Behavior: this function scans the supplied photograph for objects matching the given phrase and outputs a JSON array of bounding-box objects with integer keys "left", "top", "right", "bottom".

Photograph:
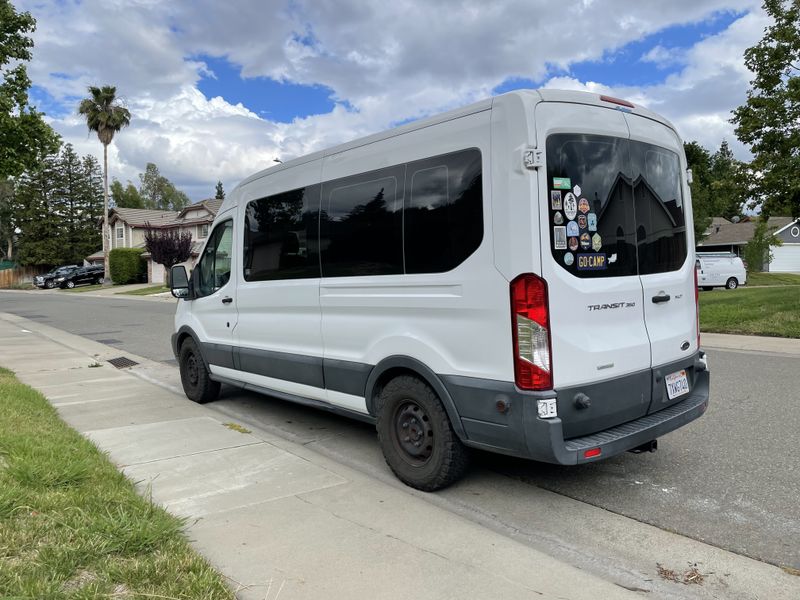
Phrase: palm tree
[{"left": 78, "top": 86, "right": 131, "bottom": 284}]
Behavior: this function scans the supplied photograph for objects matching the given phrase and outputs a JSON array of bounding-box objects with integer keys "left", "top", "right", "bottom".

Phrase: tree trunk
[{"left": 102, "top": 143, "right": 111, "bottom": 285}]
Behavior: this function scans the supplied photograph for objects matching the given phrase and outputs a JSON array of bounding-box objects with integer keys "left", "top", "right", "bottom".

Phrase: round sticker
[
  {"left": 553, "top": 211, "right": 564, "bottom": 225},
  {"left": 578, "top": 215, "right": 587, "bottom": 230},
  {"left": 578, "top": 197, "right": 590, "bottom": 215},
  {"left": 568, "top": 236, "right": 579, "bottom": 251},
  {"left": 564, "top": 252, "right": 574, "bottom": 266},
  {"left": 580, "top": 232, "right": 591, "bottom": 249},
  {"left": 564, "top": 193, "right": 578, "bottom": 220}
]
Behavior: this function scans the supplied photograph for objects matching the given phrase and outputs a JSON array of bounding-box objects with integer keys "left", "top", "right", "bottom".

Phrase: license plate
[{"left": 665, "top": 370, "right": 690, "bottom": 400}]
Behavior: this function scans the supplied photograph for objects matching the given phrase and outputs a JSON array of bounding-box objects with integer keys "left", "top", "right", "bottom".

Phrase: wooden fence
[{"left": 0, "top": 266, "right": 45, "bottom": 288}]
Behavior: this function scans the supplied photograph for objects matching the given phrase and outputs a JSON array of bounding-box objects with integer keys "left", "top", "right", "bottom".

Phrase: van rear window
[{"left": 546, "top": 134, "right": 687, "bottom": 278}]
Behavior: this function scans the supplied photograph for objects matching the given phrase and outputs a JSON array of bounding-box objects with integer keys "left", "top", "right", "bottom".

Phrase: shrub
[{"left": 109, "top": 248, "right": 145, "bottom": 284}]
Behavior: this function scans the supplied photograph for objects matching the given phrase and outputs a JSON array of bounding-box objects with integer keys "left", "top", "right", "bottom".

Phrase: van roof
[{"left": 226, "top": 89, "right": 678, "bottom": 207}]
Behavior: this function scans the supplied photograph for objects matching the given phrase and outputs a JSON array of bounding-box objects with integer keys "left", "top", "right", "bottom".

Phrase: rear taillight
[
  {"left": 511, "top": 274, "right": 552, "bottom": 390},
  {"left": 693, "top": 266, "right": 700, "bottom": 349}
]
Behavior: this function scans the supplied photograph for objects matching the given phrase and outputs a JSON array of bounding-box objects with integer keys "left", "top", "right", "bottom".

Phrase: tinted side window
[
  {"left": 195, "top": 220, "right": 233, "bottom": 298},
  {"left": 320, "top": 166, "right": 404, "bottom": 277},
  {"left": 630, "top": 143, "right": 687, "bottom": 274},
  {"left": 404, "top": 148, "right": 483, "bottom": 273},
  {"left": 243, "top": 184, "right": 321, "bottom": 281},
  {"left": 546, "top": 134, "right": 638, "bottom": 278}
]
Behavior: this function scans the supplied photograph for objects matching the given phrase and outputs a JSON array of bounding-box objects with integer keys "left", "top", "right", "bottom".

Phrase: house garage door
[{"left": 770, "top": 244, "right": 800, "bottom": 273}]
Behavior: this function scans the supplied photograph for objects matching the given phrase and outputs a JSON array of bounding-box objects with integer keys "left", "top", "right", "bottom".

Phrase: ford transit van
[
  {"left": 170, "top": 90, "right": 710, "bottom": 491},
  {"left": 696, "top": 252, "right": 747, "bottom": 290}
]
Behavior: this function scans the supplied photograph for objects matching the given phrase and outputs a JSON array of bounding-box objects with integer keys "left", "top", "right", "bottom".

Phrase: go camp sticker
[
  {"left": 566, "top": 221, "right": 579, "bottom": 237},
  {"left": 553, "top": 177, "right": 572, "bottom": 190},
  {"left": 564, "top": 193, "right": 578, "bottom": 220},
  {"left": 550, "top": 190, "right": 563, "bottom": 210},
  {"left": 577, "top": 253, "right": 608, "bottom": 271},
  {"left": 553, "top": 226, "right": 567, "bottom": 250}
]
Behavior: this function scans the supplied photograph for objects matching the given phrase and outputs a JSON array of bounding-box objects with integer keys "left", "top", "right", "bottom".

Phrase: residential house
[
  {"left": 696, "top": 216, "right": 799, "bottom": 272},
  {"left": 87, "top": 199, "right": 222, "bottom": 283}
]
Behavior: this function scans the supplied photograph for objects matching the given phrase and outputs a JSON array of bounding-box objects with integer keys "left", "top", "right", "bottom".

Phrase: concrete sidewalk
[
  {"left": 701, "top": 332, "right": 800, "bottom": 355},
  {"left": 0, "top": 283, "right": 175, "bottom": 302},
  {"left": 0, "top": 313, "right": 637, "bottom": 600}
]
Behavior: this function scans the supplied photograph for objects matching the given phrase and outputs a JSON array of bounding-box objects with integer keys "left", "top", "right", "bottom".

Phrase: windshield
[{"left": 546, "top": 134, "right": 687, "bottom": 278}]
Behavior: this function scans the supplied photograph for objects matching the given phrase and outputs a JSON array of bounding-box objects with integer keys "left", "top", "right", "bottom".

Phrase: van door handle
[
  {"left": 652, "top": 292, "right": 671, "bottom": 304},
  {"left": 221, "top": 296, "right": 233, "bottom": 305}
]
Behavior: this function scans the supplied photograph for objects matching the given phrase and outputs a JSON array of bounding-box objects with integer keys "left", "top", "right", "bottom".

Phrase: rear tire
[
  {"left": 726, "top": 278, "right": 738, "bottom": 290},
  {"left": 178, "top": 337, "right": 220, "bottom": 404},
  {"left": 65, "top": 280, "right": 75, "bottom": 289},
  {"left": 375, "top": 375, "right": 470, "bottom": 491}
]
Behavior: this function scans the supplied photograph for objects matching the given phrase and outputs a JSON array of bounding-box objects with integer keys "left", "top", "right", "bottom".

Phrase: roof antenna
[{"left": 273, "top": 158, "right": 282, "bottom": 164}]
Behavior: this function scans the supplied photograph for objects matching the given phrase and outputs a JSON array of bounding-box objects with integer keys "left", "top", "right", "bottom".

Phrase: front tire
[
  {"left": 178, "top": 337, "right": 220, "bottom": 404},
  {"left": 45, "top": 279, "right": 55, "bottom": 289},
  {"left": 375, "top": 375, "right": 469, "bottom": 491},
  {"left": 726, "top": 278, "right": 739, "bottom": 290}
]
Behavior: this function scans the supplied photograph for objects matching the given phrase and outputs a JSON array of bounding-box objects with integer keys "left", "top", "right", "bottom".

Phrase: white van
[
  {"left": 170, "top": 90, "right": 710, "bottom": 491},
  {"left": 696, "top": 252, "right": 747, "bottom": 290}
]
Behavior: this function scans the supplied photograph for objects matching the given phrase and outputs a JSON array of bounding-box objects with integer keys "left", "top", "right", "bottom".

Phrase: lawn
[
  {"left": 745, "top": 272, "right": 800, "bottom": 287},
  {"left": 0, "top": 367, "right": 233, "bottom": 599},
  {"left": 116, "top": 285, "right": 170, "bottom": 296},
  {"left": 61, "top": 284, "right": 105, "bottom": 293},
  {"left": 700, "top": 286, "right": 800, "bottom": 338}
]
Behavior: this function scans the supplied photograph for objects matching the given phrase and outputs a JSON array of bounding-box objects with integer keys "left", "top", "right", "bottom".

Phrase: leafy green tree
[
  {"left": 215, "top": 180, "right": 225, "bottom": 200},
  {"left": 0, "top": 0, "right": 60, "bottom": 180},
  {"left": 743, "top": 216, "right": 782, "bottom": 271},
  {"left": 732, "top": 0, "right": 800, "bottom": 218},
  {"left": 684, "top": 141, "right": 714, "bottom": 241},
  {"left": 709, "top": 141, "right": 747, "bottom": 220},
  {"left": 138, "top": 162, "right": 189, "bottom": 211},
  {"left": 78, "top": 85, "right": 131, "bottom": 283},
  {"left": 110, "top": 178, "right": 144, "bottom": 208},
  {"left": 0, "top": 178, "right": 14, "bottom": 260}
]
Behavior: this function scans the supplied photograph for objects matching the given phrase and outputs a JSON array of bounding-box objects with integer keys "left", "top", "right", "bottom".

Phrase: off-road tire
[
  {"left": 178, "top": 337, "right": 220, "bottom": 404},
  {"left": 726, "top": 278, "right": 738, "bottom": 290},
  {"left": 375, "top": 375, "right": 470, "bottom": 491}
]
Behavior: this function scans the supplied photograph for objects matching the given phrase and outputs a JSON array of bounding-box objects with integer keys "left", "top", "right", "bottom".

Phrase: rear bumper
[{"left": 441, "top": 356, "right": 709, "bottom": 464}]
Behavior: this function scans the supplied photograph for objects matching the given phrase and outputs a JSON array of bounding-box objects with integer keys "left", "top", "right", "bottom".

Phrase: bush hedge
[{"left": 109, "top": 248, "right": 146, "bottom": 284}]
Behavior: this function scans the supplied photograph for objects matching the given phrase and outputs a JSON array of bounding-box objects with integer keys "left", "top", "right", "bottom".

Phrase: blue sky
[{"left": 18, "top": 0, "right": 765, "bottom": 200}]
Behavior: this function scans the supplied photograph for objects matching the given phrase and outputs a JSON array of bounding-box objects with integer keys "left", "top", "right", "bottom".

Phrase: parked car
[
  {"left": 33, "top": 265, "right": 79, "bottom": 289},
  {"left": 695, "top": 253, "right": 747, "bottom": 290},
  {"left": 58, "top": 265, "right": 105, "bottom": 288},
  {"left": 169, "top": 89, "right": 709, "bottom": 491}
]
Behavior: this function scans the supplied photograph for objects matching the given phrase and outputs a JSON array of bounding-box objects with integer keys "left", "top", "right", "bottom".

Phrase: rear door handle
[
  {"left": 222, "top": 296, "right": 233, "bottom": 304},
  {"left": 652, "top": 292, "right": 671, "bottom": 304}
]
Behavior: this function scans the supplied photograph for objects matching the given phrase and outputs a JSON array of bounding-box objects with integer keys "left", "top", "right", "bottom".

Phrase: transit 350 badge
[{"left": 564, "top": 193, "right": 578, "bottom": 220}]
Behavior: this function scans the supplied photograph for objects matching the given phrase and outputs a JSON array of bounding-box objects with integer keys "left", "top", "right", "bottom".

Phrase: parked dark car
[
  {"left": 58, "top": 265, "right": 105, "bottom": 288},
  {"left": 33, "top": 265, "right": 79, "bottom": 289}
]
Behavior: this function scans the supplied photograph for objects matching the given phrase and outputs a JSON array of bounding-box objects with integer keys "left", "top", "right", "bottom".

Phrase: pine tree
[
  {"left": 15, "top": 152, "right": 63, "bottom": 266},
  {"left": 215, "top": 180, "right": 225, "bottom": 200}
]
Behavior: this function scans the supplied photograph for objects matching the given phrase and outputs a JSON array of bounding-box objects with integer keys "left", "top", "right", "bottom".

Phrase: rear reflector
[
  {"left": 510, "top": 274, "right": 552, "bottom": 390},
  {"left": 600, "top": 95, "right": 635, "bottom": 108},
  {"left": 583, "top": 448, "right": 602, "bottom": 459}
]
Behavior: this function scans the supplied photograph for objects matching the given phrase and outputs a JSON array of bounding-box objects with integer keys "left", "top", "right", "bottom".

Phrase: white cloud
[{"left": 16, "top": 0, "right": 765, "bottom": 199}]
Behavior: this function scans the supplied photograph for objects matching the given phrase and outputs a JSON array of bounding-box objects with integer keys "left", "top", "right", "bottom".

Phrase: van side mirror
[{"left": 171, "top": 265, "right": 191, "bottom": 299}]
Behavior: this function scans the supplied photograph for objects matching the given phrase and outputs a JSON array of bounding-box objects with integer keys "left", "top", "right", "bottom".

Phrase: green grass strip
[
  {"left": 0, "top": 368, "right": 233, "bottom": 599},
  {"left": 700, "top": 286, "right": 800, "bottom": 338},
  {"left": 745, "top": 272, "right": 800, "bottom": 287},
  {"left": 115, "top": 285, "right": 170, "bottom": 296}
]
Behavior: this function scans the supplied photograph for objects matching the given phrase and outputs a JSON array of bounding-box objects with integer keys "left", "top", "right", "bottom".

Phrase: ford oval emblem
[{"left": 680, "top": 341, "right": 690, "bottom": 351}]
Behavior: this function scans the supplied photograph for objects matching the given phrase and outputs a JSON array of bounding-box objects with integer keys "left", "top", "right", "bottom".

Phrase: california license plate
[{"left": 665, "top": 370, "right": 690, "bottom": 400}]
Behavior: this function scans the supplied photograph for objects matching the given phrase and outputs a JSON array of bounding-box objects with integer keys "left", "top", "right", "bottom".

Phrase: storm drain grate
[{"left": 108, "top": 356, "right": 139, "bottom": 369}]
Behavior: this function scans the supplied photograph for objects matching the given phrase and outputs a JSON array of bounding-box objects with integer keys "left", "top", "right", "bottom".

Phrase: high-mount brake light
[
  {"left": 510, "top": 274, "right": 552, "bottom": 391},
  {"left": 599, "top": 95, "right": 635, "bottom": 109}
]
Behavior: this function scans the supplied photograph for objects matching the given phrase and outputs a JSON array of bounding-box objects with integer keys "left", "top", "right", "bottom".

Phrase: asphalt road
[{"left": 1, "top": 290, "right": 798, "bottom": 570}]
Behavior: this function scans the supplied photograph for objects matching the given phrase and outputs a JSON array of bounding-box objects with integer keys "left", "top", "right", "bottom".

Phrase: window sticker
[
  {"left": 573, "top": 184, "right": 582, "bottom": 196},
  {"left": 553, "top": 211, "right": 564, "bottom": 225},
  {"left": 588, "top": 213, "right": 597, "bottom": 231},
  {"left": 564, "top": 193, "right": 578, "bottom": 219},
  {"left": 564, "top": 252, "right": 574, "bottom": 266},
  {"left": 577, "top": 214, "right": 587, "bottom": 230},
  {"left": 592, "top": 233, "right": 602, "bottom": 251},
  {"left": 578, "top": 197, "right": 590, "bottom": 215},
  {"left": 580, "top": 232, "right": 591, "bottom": 250},
  {"left": 577, "top": 253, "right": 607, "bottom": 270},
  {"left": 553, "top": 226, "right": 567, "bottom": 249},
  {"left": 553, "top": 177, "right": 572, "bottom": 189},
  {"left": 550, "top": 190, "right": 563, "bottom": 210},
  {"left": 568, "top": 237, "right": 579, "bottom": 251},
  {"left": 566, "top": 221, "right": 579, "bottom": 237}
]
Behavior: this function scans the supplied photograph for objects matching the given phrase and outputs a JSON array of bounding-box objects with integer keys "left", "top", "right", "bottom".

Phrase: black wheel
[
  {"left": 65, "top": 280, "right": 75, "bottom": 289},
  {"left": 375, "top": 375, "right": 469, "bottom": 491},
  {"left": 726, "top": 278, "right": 738, "bottom": 290},
  {"left": 44, "top": 279, "right": 55, "bottom": 289},
  {"left": 94, "top": 278, "right": 102, "bottom": 285},
  {"left": 178, "top": 337, "right": 220, "bottom": 403},
  {"left": 702, "top": 286, "right": 713, "bottom": 291}
]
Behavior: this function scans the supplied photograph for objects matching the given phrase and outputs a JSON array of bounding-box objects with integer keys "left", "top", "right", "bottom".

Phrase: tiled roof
[
  {"left": 109, "top": 198, "right": 223, "bottom": 229},
  {"left": 698, "top": 216, "right": 794, "bottom": 246}
]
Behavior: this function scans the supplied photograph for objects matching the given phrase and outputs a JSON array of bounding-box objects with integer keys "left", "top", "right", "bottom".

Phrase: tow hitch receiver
[{"left": 629, "top": 440, "right": 658, "bottom": 454}]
